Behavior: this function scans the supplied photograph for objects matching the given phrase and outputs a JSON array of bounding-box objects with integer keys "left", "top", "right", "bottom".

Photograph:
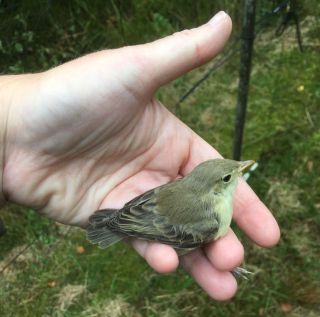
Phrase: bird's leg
[{"left": 231, "top": 267, "right": 253, "bottom": 280}]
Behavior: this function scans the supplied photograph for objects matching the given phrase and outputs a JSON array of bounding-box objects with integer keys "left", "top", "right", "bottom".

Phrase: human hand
[{"left": 1, "top": 11, "right": 280, "bottom": 300}]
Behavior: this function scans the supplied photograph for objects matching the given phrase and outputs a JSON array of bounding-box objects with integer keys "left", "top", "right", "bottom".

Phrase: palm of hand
[{"left": 5, "top": 51, "right": 192, "bottom": 226}]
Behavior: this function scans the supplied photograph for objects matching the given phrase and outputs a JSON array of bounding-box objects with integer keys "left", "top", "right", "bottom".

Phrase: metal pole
[
  {"left": 0, "top": 218, "right": 6, "bottom": 237},
  {"left": 233, "top": 0, "right": 256, "bottom": 160}
]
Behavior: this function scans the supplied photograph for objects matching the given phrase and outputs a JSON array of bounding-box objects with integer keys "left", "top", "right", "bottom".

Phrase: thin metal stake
[{"left": 233, "top": 0, "right": 256, "bottom": 160}]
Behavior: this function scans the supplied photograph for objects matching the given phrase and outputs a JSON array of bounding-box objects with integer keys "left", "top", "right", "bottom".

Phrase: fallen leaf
[
  {"left": 76, "top": 246, "right": 85, "bottom": 254},
  {"left": 48, "top": 280, "right": 57, "bottom": 288},
  {"left": 280, "top": 303, "right": 293, "bottom": 313}
]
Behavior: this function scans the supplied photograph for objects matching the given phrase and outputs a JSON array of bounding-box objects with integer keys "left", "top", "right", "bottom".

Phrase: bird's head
[{"left": 187, "top": 159, "right": 255, "bottom": 195}]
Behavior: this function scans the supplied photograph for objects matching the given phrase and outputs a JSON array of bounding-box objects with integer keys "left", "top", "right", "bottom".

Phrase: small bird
[{"left": 87, "top": 159, "right": 254, "bottom": 258}]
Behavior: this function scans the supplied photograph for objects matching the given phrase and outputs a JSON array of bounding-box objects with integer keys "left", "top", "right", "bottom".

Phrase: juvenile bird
[{"left": 87, "top": 159, "right": 254, "bottom": 258}]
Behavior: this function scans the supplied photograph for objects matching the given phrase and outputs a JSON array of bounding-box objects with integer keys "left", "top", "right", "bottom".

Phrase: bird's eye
[{"left": 222, "top": 174, "right": 232, "bottom": 183}]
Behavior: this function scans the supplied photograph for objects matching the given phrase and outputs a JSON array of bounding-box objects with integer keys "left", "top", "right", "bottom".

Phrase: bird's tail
[{"left": 87, "top": 209, "right": 125, "bottom": 249}]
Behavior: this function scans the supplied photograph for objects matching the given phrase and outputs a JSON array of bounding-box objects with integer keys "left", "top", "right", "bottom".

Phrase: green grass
[{"left": 1, "top": 1, "right": 320, "bottom": 316}]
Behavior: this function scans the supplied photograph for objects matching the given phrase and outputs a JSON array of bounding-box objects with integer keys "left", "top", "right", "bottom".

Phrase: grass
[{"left": 1, "top": 1, "right": 320, "bottom": 316}]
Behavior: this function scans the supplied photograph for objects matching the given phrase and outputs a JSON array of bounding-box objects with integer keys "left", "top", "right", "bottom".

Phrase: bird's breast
[
  {"left": 200, "top": 191, "right": 233, "bottom": 239},
  {"left": 214, "top": 194, "right": 233, "bottom": 239}
]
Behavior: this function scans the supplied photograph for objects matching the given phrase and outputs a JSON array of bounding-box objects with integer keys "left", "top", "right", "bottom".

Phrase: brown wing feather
[
  {"left": 91, "top": 179, "right": 219, "bottom": 250},
  {"left": 105, "top": 200, "right": 219, "bottom": 250},
  {"left": 123, "top": 179, "right": 182, "bottom": 208}
]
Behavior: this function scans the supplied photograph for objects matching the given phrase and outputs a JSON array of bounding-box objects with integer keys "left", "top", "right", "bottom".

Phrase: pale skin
[{"left": 0, "top": 12, "right": 280, "bottom": 300}]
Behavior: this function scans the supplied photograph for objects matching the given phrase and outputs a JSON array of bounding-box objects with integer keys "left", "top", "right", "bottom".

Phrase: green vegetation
[{"left": 0, "top": 1, "right": 319, "bottom": 316}]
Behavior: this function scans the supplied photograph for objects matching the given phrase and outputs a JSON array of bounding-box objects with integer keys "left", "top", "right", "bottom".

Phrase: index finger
[{"left": 233, "top": 179, "right": 280, "bottom": 247}]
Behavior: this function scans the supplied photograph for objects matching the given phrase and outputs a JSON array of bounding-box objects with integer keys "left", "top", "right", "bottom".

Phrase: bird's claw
[{"left": 231, "top": 267, "right": 253, "bottom": 280}]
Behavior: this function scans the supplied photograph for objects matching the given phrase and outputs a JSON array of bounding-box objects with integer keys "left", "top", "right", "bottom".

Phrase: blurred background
[{"left": 0, "top": 1, "right": 319, "bottom": 316}]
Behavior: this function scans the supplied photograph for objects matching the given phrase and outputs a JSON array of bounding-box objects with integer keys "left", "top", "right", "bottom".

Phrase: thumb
[{"left": 139, "top": 11, "right": 232, "bottom": 89}]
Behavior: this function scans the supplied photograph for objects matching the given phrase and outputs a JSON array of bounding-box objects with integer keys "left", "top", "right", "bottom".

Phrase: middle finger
[{"left": 204, "top": 229, "right": 244, "bottom": 271}]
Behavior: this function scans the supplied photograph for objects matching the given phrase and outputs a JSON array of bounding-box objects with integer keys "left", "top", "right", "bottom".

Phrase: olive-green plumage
[{"left": 87, "top": 159, "right": 254, "bottom": 254}]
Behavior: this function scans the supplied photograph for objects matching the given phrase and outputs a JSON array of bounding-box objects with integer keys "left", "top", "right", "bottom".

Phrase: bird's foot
[{"left": 231, "top": 267, "right": 253, "bottom": 280}]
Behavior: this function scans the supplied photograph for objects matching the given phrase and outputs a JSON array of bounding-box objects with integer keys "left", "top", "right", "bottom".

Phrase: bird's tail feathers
[
  {"left": 87, "top": 226, "right": 125, "bottom": 249},
  {"left": 87, "top": 209, "right": 125, "bottom": 249}
]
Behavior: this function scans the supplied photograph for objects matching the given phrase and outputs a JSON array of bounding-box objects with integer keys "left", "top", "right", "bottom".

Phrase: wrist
[
  {"left": 0, "top": 73, "right": 44, "bottom": 207},
  {"left": 0, "top": 75, "right": 38, "bottom": 206},
  {"left": 0, "top": 76, "right": 16, "bottom": 206}
]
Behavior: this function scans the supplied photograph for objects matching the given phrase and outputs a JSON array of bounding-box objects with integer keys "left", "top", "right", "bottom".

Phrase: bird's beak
[{"left": 238, "top": 160, "right": 255, "bottom": 173}]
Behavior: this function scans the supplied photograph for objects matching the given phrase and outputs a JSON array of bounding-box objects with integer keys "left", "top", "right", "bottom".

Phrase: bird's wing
[
  {"left": 123, "top": 178, "right": 183, "bottom": 208},
  {"left": 106, "top": 200, "right": 219, "bottom": 250},
  {"left": 123, "top": 187, "right": 157, "bottom": 207}
]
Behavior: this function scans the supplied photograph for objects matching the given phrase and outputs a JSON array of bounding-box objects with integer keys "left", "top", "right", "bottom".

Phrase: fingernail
[{"left": 208, "top": 11, "right": 227, "bottom": 26}]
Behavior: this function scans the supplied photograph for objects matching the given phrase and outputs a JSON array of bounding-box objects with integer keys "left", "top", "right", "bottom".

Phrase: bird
[{"left": 87, "top": 159, "right": 254, "bottom": 262}]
